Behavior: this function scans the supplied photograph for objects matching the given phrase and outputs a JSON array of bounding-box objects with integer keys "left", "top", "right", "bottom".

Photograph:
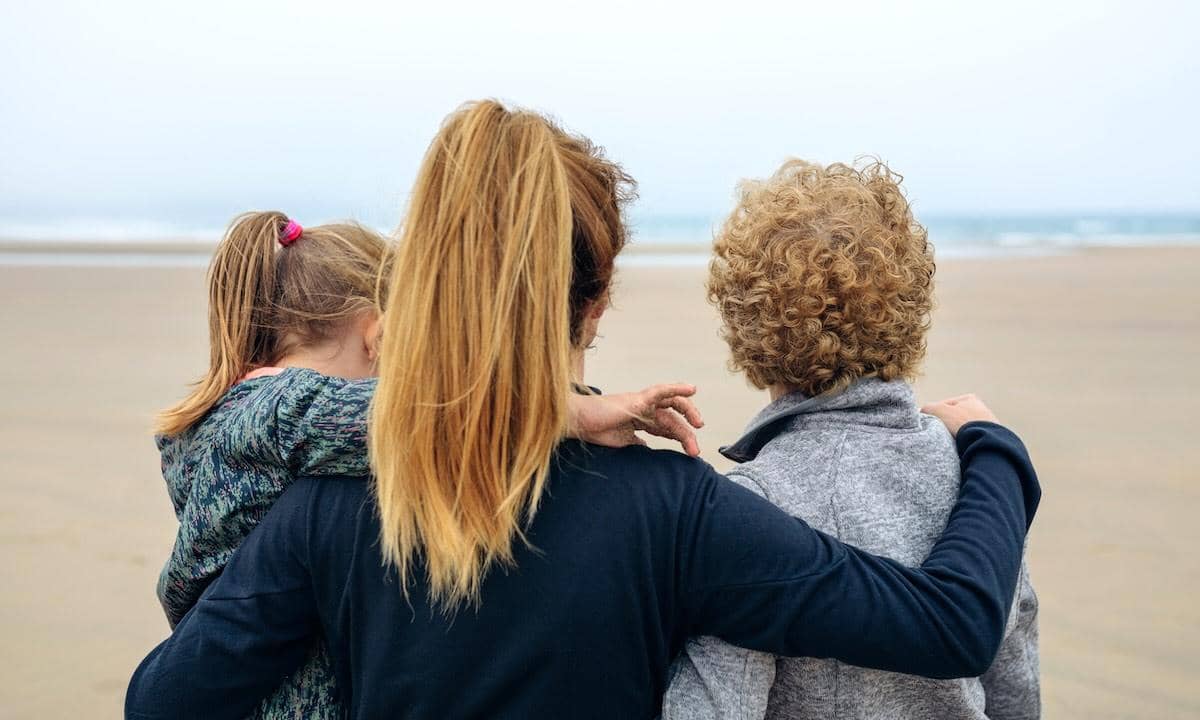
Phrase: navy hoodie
[{"left": 126, "top": 422, "right": 1039, "bottom": 720}]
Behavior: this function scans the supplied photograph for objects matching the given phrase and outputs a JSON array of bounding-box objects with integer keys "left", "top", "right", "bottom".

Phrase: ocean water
[
  {"left": 625, "top": 213, "right": 1200, "bottom": 267},
  {"left": 1, "top": 213, "right": 1198, "bottom": 267},
  {"left": 629, "top": 213, "right": 1200, "bottom": 255}
]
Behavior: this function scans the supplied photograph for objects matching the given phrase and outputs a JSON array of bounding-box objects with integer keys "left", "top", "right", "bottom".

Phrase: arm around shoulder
[
  {"left": 125, "top": 480, "right": 323, "bottom": 720},
  {"left": 677, "top": 421, "right": 1040, "bottom": 679}
]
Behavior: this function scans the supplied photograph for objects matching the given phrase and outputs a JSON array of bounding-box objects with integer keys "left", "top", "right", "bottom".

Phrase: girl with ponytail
[
  {"left": 155, "top": 212, "right": 390, "bottom": 720},
  {"left": 129, "top": 101, "right": 1041, "bottom": 720},
  {"left": 154, "top": 206, "right": 702, "bottom": 719}
]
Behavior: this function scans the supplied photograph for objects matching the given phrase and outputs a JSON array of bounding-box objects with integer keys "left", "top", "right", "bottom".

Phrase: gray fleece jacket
[{"left": 662, "top": 378, "right": 1040, "bottom": 720}]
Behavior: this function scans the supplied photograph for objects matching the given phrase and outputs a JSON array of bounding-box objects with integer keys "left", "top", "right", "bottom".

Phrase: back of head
[
  {"left": 157, "top": 213, "right": 388, "bottom": 436},
  {"left": 370, "top": 99, "right": 632, "bottom": 609},
  {"left": 707, "top": 158, "right": 935, "bottom": 398}
]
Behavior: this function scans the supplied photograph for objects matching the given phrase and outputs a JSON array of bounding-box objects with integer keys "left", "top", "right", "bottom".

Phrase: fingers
[
  {"left": 942, "top": 394, "right": 977, "bottom": 406},
  {"left": 641, "top": 408, "right": 701, "bottom": 457},
  {"left": 639, "top": 384, "right": 703, "bottom": 429},
  {"left": 661, "top": 408, "right": 701, "bottom": 457},
  {"left": 920, "top": 393, "right": 976, "bottom": 413},
  {"left": 659, "top": 395, "right": 704, "bottom": 429},
  {"left": 642, "top": 383, "right": 698, "bottom": 404},
  {"left": 920, "top": 402, "right": 955, "bottom": 419},
  {"left": 920, "top": 403, "right": 964, "bottom": 437},
  {"left": 584, "top": 383, "right": 703, "bottom": 456},
  {"left": 920, "top": 393, "right": 997, "bottom": 437}
]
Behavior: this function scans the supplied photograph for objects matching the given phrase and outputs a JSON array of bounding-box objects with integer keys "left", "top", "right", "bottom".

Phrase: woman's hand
[
  {"left": 921, "top": 394, "right": 999, "bottom": 437},
  {"left": 567, "top": 383, "right": 705, "bottom": 456}
]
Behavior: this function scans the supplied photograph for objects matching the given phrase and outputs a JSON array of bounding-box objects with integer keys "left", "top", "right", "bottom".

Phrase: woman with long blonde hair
[
  {"left": 127, "top": 101, "right": 1040, "bottom": 719},
  {"left": 148, "top": 209, "right": 703, "bottom": 720}
]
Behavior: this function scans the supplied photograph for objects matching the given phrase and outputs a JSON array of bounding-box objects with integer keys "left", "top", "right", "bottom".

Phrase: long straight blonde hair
[{"left": 370, "top": 100, "right": 632, "bottom": 609}]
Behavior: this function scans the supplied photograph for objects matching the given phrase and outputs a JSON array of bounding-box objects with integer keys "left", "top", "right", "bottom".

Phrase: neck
[
  {"left": 769, "top": 384, "right": 798, "bottom": 402},
  {"left": 571, "top": 348, "right": 586, "bottom": 385},
  {"left": 275, "top": 338, "right": 361, "bottom": 380}
]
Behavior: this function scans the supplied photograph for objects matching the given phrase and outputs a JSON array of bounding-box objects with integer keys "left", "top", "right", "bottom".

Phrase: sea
[{"left": 1, "top": 213, "right": 1198, "bottom": 268}]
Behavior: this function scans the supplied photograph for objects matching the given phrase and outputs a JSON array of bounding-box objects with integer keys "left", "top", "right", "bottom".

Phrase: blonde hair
[
  {"left": 708, "top": 158, "right": 934, "bottom": 397},
  {"left": 369, "top": 100, "right": 631, "bottom": 609},
  {"left": 157, "top": 212, "right": 389, "bottom": 436}
]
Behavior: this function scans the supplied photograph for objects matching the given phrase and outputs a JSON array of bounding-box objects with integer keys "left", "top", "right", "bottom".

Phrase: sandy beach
[{"left": 1, "top": 246, "right": 1197, "bottom": 718}]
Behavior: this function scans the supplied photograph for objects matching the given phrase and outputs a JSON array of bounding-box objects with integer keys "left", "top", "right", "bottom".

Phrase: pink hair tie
[{"left": 279, "top": 219, "right": 303, "bottom": 246}]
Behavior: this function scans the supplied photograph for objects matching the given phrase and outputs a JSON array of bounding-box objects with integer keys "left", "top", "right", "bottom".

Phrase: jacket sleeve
[
  {"left": 126, "top": 481, "right": 321, "bottom": 720},
  {"left": 663, "top": 636, "right": 775, "bottom": 720},
  {"left": 679, "top": 421, "right": 1040, "bottom": 680},
  {"left": 980, "top": 559, "right": 1041, "bottom": 719},
  {"left": 663, "top": 470, "right": 777, "bottom": 720},
  {"left": 274, "top": 376, "right": 375, "bottom": 477}
]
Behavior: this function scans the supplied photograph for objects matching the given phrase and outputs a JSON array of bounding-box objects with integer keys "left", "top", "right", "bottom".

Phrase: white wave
[
  {"left": 0, "top": 252, "right": 212, "bottom": 268},
  {"left": 0, "top": 219, "right": 222, "bottom": 243}
]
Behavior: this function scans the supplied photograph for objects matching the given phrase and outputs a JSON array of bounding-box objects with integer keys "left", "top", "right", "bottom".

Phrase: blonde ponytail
[
  {"left": 157, "top": 212, "right": 388, "bottom": 436},
  {"left": 370, "top": 101, "right": 578, "bottom": 609}
]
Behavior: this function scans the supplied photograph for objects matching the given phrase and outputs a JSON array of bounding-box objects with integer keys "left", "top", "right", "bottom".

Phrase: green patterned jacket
[{"left": 156, "top": 367, "right": 374, "bottom": 720}]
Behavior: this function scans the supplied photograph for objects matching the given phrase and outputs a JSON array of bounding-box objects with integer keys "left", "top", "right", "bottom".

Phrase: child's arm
[{"left": 980, "top": 560, "right": 1040, "bottom": 719}]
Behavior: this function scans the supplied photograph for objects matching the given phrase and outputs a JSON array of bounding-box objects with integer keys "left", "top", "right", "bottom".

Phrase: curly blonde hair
[{"left": 708, "top": 158, "right": 934, "bottom": 397}]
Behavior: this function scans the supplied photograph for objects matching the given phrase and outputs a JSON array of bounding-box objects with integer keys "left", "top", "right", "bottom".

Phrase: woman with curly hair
[{"left": 665, "top": 159, "right": 1040, "bottom": 720}]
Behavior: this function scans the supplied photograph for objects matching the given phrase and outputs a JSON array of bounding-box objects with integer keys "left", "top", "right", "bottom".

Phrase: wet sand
[{"left": 1, "top": 247, "right": 1196, "bottom": 718}]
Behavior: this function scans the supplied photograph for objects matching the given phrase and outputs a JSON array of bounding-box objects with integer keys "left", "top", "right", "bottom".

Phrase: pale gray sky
[{"left": 2, "top": 0, "right": 1198, "bottom": 231}]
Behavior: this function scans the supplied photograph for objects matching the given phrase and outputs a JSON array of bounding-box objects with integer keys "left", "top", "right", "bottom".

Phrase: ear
[
  {"left": 587, "top": 298, "right": 607, "bottom": 321},
  {"left": 362, "top": 311, "right": 383, "bottom": 362}
]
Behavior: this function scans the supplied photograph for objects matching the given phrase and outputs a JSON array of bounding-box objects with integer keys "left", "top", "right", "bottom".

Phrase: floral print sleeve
[{"left": 273, "top": 372, "right": 375, "bottom": 477}]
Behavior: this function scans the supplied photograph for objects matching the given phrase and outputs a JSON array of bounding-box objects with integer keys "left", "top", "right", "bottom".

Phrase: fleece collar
[{"left": 720, "top": 378, "right": 921, "bottom": 462}]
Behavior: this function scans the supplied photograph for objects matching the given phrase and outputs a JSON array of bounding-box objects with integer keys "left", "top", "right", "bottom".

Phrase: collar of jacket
[{"left": 720, "top": 377, "right": 922, "bottom": 463}]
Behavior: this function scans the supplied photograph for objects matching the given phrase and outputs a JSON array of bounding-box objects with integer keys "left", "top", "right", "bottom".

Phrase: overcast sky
[{"left": 2, "top": 0, "right": 1198, "bottom": 231}]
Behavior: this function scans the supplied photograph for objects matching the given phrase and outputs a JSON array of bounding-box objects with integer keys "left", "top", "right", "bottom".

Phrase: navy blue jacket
[{"left": 126, "top": 422, "right": 1039, "bottom": 719}]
